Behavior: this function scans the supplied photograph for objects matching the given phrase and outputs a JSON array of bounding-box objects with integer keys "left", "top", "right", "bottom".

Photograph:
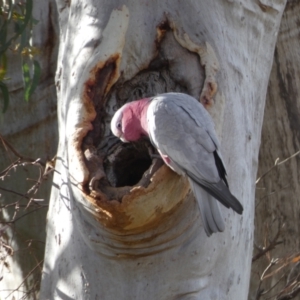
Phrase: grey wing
[
  {"left": 148, "top": 93, "right": 221, "bottom": 183},
  {"left": 148, "top": 93, "right": 243, "bottom": 215}
]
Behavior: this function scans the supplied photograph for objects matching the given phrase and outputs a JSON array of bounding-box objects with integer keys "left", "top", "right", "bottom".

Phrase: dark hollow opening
[
  {"left": 82, "top": 27, "right": 200, "bottom": 197},
  {"left": 103, "top": 140, "right": 153, "bottom": 187}
]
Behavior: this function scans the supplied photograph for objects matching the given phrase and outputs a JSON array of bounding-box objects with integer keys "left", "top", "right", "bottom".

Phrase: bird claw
[
  {"left": 147, "top": 144, "right": 162, "bottom": 160},
  {"left": 150, "top": 153, "right": 162, "bottom": 159}
]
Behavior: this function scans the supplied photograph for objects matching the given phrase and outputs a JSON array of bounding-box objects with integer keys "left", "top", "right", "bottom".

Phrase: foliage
[{"left": 0, "top": 0, "right": 40, "bottom": 113}]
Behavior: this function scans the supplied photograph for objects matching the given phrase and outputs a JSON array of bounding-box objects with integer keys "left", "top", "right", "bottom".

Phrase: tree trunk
[
  {"left": 250, "top": 1, "right": 300, "bottom": 299},
  {"left": 41, "top": 1, "right": 286, "bottom": 299}
]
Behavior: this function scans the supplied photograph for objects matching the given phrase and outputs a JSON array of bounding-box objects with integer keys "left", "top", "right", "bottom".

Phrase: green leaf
[
  {"left": 28, "top": 60, "right": 41, "bottom": 98},
  {"left": 13, "top": 12, "right": 25, "bottom": 21},
  {"left": 0, "top": 81, "right": 9, "bottom": 113},
  {"left": 0, "top": 0, "right": 38, "bottom": 108},
  {"left": 15, "top": 0, "right": 32, "bottom": 35},
  {"left": 0, "top": 53, "right": 7, "bottom": 80},
  {"left": 0, "top": 0, "right": 33, "bottom": 53},
  {"left": 22, "top": 60, "right": 41, "bottom": 101},
  {"left": 22, "top": 61, "right": 31, "bottom": 101}
]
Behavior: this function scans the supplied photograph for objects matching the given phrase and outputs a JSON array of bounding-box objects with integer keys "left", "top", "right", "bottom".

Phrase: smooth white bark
[{"left": 41, "top": 1, "right": 286, "bottom": 299}]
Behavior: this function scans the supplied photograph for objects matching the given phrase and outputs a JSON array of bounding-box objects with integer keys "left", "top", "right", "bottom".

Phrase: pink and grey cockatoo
[{"left": 111, "top": 92, "right": 243, "bottom": 236}]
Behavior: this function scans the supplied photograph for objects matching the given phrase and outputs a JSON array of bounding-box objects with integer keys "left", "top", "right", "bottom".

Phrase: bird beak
[{"left": 120, "top": 135, "right": 129, "bottom": 143}]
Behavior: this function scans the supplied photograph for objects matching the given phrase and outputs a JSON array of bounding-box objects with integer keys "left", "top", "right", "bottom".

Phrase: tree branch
[{"left": 256, "top": 150, "right": 300, "bottom": 185}]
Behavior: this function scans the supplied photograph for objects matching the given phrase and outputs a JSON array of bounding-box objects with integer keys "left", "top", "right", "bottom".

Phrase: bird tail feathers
[
  {"left": 185, "top": 170, "right": 243, "bottom": 215},
  {"left": 198, "top": 179, "right": 243, "bottom": 215},
  {"left": 189, "top": 179, "right": 225, "bottom": 236}
]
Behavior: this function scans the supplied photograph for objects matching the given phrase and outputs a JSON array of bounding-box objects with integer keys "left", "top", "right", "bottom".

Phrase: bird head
[
  {"left": 111, "top": 104, "right": 129, "bottom": 142},
  {"left": 111, "top": 101, "right": 148, "bottom": 142}
]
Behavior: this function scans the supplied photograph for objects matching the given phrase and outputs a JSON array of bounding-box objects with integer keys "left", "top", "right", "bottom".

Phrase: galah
[{"left": 111, "top": 92, "right": 243, "bottom": 236}]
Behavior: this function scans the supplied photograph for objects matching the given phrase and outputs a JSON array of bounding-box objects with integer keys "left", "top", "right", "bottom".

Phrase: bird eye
[{"left": 117, "top": 122, "right": 121, "bottom": 129}]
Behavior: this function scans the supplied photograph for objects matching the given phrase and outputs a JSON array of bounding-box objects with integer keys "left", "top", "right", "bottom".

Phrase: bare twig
[
  {"left": 0, "top": 134, "right": 57, "bottom": 299},
  {"left": 262, "top": 273, "right": 286, "bottom": 298},
  {"left": 255, "top": 184, "right": 291, "bottom": 209},
  {"left": 0, "top": 134, "right": 42, "bottom": 164},
  {"left": 252, "top": 220, "right": 284, "bottom": 262},
  {"left": 0, "top": 186, "right": 31, "bottom": 199},
  {"left": 0, "top": 134, "right": 56, "bottom": 206},
  {"left": 277, "top": 283, "right": 300, "bottom": 300},
  {"left": 256, "top": 248, "right": 299, "bottom": 279},
  {"left": 4, "top": 259, "right": 44, "bottom": 300},
  {"left": 256, "top": 150, "right": 300, "bottom": 185},
  {"left": 0, "top": 205, "right": 48, "bottom": 224},
  {"left": 256, "top": 259, "right": 279, "bottom": 299},
  {"left": 253, "top": 148, "right": 300, "bottom": 299},
  {"left": 254, "top": 253, "right": 300, "bottom": 299}
]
